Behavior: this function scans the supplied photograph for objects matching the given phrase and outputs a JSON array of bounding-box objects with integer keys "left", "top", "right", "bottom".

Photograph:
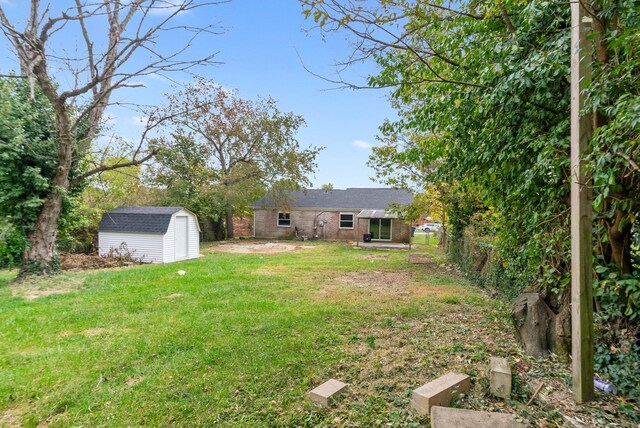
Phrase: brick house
[{"left": 251, "top": 188, "right": 413, "bottom": 243}]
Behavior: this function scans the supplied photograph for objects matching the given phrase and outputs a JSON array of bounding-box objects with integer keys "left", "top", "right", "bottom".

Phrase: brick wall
[
  {"left": 233, "top": 215, "right": 253, "bottom": 237},
  {"left": 254, "top": 209, "right": 411, "bottom": 243}
]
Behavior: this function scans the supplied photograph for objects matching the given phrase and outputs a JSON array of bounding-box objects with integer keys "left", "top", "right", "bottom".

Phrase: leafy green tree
[
  {"left": 321, "top": 183, "right": 334, "bottom": 191},
  {"left": 59, "top": 160, "right": 166, "bottom": 253},
  {"left": 0, "top": 77, "right": 84, "bottom": 268},
  {"left": 155, "top": 79, "right": 322, "bottom": 239},
  {"left": 149, "top": 135, "right": 227, "bottom": 240},
  {"left": 302, "top": 0, "right": 640, "bottom": 388},
  {"left": 0, "top": 1, "right": 221, "bottom": 274}
]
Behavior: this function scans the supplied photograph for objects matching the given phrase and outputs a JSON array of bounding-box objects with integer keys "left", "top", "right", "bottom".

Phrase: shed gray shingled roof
[
  {"left": 99, "top": 206, "right": 183, "bottom": 235},
  {"left": 252, "top": 188, "right": 413, "bottom": 210}
]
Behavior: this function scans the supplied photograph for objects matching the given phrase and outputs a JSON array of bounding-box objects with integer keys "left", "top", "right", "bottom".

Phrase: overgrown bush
[
  {"left": 56, "top": 203, "right": 100, "bottom": 254},
  {"left": 0, "top": 221, "right": 26, "bottom": 269},
  {"left": 446, "top": 228, "right": 525, "bottom": 300},
  {"left": 594, "top": 259, "right": 640, "bottom": 400},
  {"left": 450, "top": 226, "right": 640, "bottom": 400},
  {"left": 594, "top": 325, "right": 640, "bottom": 404}
]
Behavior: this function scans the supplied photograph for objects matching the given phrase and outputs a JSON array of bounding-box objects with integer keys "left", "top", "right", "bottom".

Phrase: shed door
[{"left": 175, "top": 216, "right": 188, "bottom": 259}]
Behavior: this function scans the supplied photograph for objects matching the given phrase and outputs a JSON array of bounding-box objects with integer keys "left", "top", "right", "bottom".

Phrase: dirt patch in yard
[
  {"left": 408, "top": 253, "right": 441, "bottom": 269},
  {"left": 253, "top": 266, "right": 288, "bottom": 276},
  {"left": 361, "top": 254, "right": 390, "bottom": 261},
  {"left": 125, "top": 375, "right": 144, "bottom": 387},
  {"left": 0, "top": 408, "right": 19, "bottom": 428},
  {"left": 206, "top": 241, "right": 315, "bottom": 254},
  {"left": 10, "top": 274, "right": 85, "bottom": 300},
  {"left": 335, "top": 270, "right": 412, "bottom": 294},
  {"left": 318, "top": 270, "right": 466, "bottom": 301},
  {"left": 82, "top": 328, "right": 107, "bottom": 336},
  {"left": 163, "top": 293, "right": 182, "bottom": 299}
]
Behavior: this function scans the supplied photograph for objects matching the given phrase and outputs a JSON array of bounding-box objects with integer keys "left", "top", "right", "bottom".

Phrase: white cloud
[
  {"left": 148, "top": 73, "right": 169, "bottom": 82},
  {"left": 353, "top": 140, "right": 372, "bottom": 149}
]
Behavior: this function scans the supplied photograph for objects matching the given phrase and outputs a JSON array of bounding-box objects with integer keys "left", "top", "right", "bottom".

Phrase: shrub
[{"left": 0, "top": 221, "right": 27, "bottom": 269}]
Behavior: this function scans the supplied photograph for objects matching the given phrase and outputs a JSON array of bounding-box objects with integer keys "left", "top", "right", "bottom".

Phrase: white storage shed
[{"left": 98, "top": 206, "right": 200, "bottom": 263}]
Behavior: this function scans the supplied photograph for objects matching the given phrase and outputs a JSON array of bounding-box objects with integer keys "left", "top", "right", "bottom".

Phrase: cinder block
[
  {"left": 409, "top": 372, "right": 471, "bottom": 416},
  {"left": 431, "top": 406, "right": 526, "bottom": 428},
  {"left": 309, "top": 379, "right": 348, "bottom": 407},
  {"left": 490, "top": 357, "right": 512, "bottom": 399}
]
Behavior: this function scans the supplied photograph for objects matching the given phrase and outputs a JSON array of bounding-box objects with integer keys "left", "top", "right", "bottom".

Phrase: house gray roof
[
  {"left": 252, "top": 188, "right": 413, "bottom": 210},
  {"left": 99, "top": 206, "right": 184, "bottom": 235}
]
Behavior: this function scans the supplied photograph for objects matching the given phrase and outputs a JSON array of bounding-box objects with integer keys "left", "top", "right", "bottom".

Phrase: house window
[
  {"left": 339, "top": 213, "right": 354, "bottom": 229},
  {"left": 277, "top": 212, "right": 291, "bottom": 227}
]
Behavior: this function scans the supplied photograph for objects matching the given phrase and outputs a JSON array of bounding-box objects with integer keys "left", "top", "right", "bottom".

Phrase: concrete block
[
  {"left": 409, "top": 372, "right": 471, "bottom": 416},
  {"left": 490, "top": 357, "right": 512, "bottom": 399},
  {"left": 309, "top": 379, "right": 348, "bottom": 407},
  {"left": 431, "top": 406, "right": 526, "bottom": 428}
]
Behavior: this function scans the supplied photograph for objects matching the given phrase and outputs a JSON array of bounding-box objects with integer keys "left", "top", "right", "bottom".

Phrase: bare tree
[{"left": 0, "top": 0, "right": 224, "bottom": 274}]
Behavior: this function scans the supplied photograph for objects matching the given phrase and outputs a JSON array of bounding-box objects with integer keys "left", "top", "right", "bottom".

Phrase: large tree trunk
[
  {"left": 23, "top": 192, "right": 64, "bottom": 274},
  {"left": 21, "top": 94, "right": 74, "bottom": 275},
  {"left": 608, "top": 222, "right": 632, "bottom": 273},
  {"left": 608, "top": 211, "right": 632, "bottom": 274},
  {"left": 225, "top": 203, "right": 234, "bottom": 240}
]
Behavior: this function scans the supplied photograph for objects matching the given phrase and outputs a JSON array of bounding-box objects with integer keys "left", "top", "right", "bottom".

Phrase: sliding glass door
[{"left": 369, "top": 218, "right": 392, "bottom": 240}]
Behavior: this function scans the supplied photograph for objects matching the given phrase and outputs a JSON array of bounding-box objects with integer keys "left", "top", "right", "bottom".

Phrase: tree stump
[{"left": 511, "top": 293, "right": 556, "bottom": 356}]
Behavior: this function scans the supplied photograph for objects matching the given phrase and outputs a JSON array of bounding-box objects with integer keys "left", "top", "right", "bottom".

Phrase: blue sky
[{"left": 0, "top": 0, "right": 397, "bottom": 189}]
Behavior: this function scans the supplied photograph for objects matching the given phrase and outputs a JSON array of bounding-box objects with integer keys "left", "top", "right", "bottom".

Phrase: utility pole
[{"left": 570, "top": 0, "right": 594, "bottom": 403}]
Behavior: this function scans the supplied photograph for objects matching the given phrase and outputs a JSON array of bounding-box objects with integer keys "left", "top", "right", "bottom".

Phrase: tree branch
[
  {"left": 499, "top": 3, "right": 517, "bottom": 36},
  {"left": 617, "top": 151, "right": 640, "bottom": 173},
  {"left": 72, "top": 148, "right": 159, "bottom": 185}
]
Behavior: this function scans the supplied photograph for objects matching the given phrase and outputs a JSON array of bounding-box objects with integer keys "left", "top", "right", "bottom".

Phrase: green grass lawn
[
  {"left": 0, "top": 241, "right": 521, "bottom": 427},
  {"left": 411, "top": 230, "right": 440, "bottom": 246}
]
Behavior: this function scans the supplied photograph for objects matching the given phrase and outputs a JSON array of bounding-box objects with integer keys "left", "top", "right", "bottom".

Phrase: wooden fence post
[{"left": 570, "top": 0, "right": 594, "bottom": 403}]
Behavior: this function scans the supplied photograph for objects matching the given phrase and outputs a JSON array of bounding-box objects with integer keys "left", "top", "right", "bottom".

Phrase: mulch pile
[{"left": 60, "top": 253, "right": 141, "bottom": 271}]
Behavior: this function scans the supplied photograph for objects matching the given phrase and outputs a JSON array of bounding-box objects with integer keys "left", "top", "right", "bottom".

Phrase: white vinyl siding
[
  {"left": 162, "top": 209, "right": 200, "bottom": 263},
  {"left": 100, "top": 209, "right": 200, "bottom": 264},
  {"left": 187, "top": 212, "right": 199, "bottom": 258},
  {"left": 163, "top": 214, "right": 176, "bottom": 263},
  {"left": 98, "top": 232, "right": 163, "bottom": 263},
  {"left": 174, "top": 216, "right": 188, "bottom": 259}
]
